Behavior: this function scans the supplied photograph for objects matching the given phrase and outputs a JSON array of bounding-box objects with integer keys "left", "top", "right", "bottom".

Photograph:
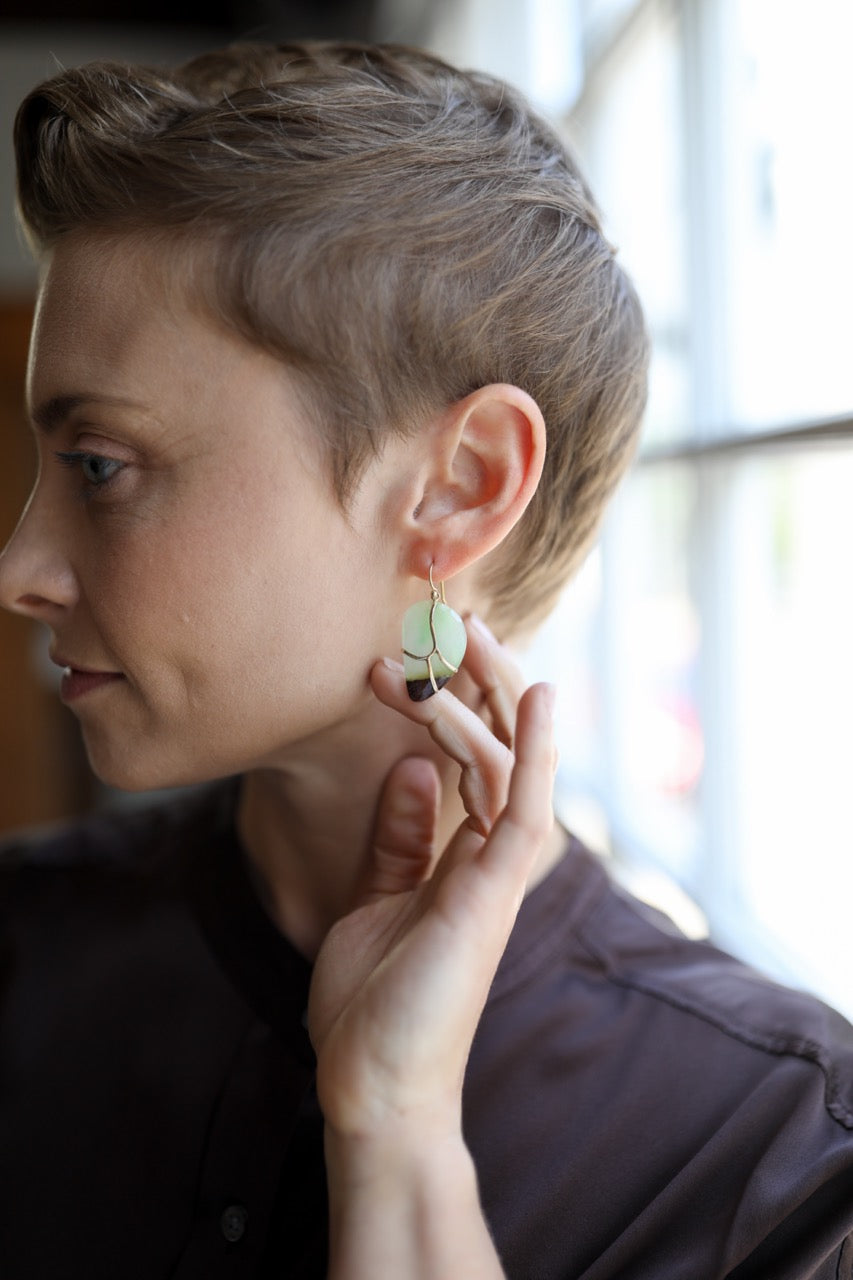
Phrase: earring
[{"left": 402, "top": 565, "right": 468, "bottom": 701}]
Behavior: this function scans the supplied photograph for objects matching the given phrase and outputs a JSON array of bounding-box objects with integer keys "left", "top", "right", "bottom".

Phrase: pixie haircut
[{"left": 15, "top": 41, "right": 649, "bottom": 635}]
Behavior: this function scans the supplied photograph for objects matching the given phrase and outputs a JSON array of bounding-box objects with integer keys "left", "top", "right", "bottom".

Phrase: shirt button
[{"left": 220, "top": 1204, "right": 249, "bottom": 1243}]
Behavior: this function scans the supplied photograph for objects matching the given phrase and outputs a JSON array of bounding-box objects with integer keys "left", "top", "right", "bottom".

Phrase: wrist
[
  {"left": 325, "top": 1123, "right": 500, "bottom": 1280},
  {"left": 324, "top": 1111, "right": 471, "bottom": 1191}
]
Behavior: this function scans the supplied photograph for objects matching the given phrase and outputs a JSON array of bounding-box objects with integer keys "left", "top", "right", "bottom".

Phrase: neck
[
  {"left": 236, "top": 696, "right": 466, "bottom": 958},
  {"left": 236, "top": 691, "right": 567, "bottom": 959}
]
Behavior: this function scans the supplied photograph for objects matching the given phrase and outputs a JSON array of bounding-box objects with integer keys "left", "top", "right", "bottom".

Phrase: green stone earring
[{"left": 402, "top": 566, "right": 467, "bottom": 701}]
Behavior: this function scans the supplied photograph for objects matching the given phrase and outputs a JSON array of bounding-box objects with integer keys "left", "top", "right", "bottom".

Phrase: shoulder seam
[{"left": 577, "top": 898, "right": 853, "bottom": 1132}]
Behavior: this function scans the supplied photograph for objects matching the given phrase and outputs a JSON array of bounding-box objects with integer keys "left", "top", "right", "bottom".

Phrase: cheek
[
  {"left": 86, "top": 526, "right": 246, "bottom": 682},
  {"left": 88, "top": 487, "right": 378, "bottom": 706}
]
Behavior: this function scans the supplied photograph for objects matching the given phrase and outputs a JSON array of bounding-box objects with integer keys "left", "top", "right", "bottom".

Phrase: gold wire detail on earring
[
  {"left": 429, "top": 563, "right": 446, "bottom": 605},
  {"left": 401, "top": 564, "right": 468, "bottom": 701}
]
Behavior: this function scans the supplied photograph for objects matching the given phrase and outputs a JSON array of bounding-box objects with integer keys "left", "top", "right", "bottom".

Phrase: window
[{"left": 527, "top": 0, "right": 853, "bottom": 1018}]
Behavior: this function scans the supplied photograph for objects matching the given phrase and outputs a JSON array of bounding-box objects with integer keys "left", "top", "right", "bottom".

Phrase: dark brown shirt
[{"left": 1, "top": 782, "right": 851, "bottom": 1278}]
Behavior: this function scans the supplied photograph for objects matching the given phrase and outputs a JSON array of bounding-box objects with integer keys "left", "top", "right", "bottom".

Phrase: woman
[{"left": 1, "top": 41, "right": 851, "bottom": 1280}]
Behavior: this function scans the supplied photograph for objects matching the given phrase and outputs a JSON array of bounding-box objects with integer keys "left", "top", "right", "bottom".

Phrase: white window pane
[
  {"left": 569, "top": 1, "right": 690, "bottom": 445},
  {"left": 715, "top": 447, "right": 853, "bottom": 1017},
  {"left": 723, "top": 0, "right": 853, "bottom": 425},
  {"left": 599, "top": 465, "right": 703, "bottom": 878}
]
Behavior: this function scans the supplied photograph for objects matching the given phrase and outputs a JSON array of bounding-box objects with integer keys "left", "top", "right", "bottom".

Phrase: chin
[{"left": 82, "top": 731, "right": 233, "bottom": 795}]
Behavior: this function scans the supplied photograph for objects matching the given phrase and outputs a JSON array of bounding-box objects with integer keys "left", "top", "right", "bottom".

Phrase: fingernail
[
  {"left": 542, "top": 683, "right": 557, "bottom": 719},
  {"left": 382, "top": 656, "right": 404, "bottom": 673}
]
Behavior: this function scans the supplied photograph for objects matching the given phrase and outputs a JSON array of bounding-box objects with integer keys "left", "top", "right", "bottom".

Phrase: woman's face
[{"left": 0, "top": 235, "right": 407, "bottom": 789}]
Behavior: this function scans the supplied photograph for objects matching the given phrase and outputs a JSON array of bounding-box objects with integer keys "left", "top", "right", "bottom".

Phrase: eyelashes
[{"left": 54, "top": 449, "right": 126, "bottom": 495}]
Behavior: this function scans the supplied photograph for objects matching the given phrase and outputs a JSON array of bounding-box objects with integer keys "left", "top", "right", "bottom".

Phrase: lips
[{"left": 50, "top": 654, "right": 125, "bottom": 704}]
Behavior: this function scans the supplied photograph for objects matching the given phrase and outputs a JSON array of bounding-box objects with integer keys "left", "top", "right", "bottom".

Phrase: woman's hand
[
  {"left": 307, "top": 617, "right": 557, "bottom": 1277},
  {"left": 308, "top": 619, "right": 556, "bottom": 1138}
]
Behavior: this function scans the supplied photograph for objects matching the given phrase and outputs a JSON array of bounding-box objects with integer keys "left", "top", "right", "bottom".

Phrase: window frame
[{"left": 559, "top": 0, "right": 853, "bottom": 1013}]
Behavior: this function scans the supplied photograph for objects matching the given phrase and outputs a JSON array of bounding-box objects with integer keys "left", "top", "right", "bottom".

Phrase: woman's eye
[
  {"left": 80, "top": 454, "right": 121, "bottom": 485},
  {"left": 55, "top": 450, "right": 125, "bottom": 491}
]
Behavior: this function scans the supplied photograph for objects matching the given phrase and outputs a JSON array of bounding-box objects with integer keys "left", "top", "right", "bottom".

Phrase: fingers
[
  {"left": 480, "top": 682, "right": 556, "bottom": 885},
  {"left": 462, "top": 614, "right": 526, "bottom": 750},
  {"left": 358, "top": 757, "right": 441, "bottom": 905},
  {"left": 372, "top": 616, "right": 553, "bottom": 849},
  {"left": 371, "top": 658, "right": 510, "bottom": 837}
]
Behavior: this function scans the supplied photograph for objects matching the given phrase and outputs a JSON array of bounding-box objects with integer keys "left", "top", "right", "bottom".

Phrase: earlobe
[{"left": 406, "top": 383, "right": 546, "bottom": 580}]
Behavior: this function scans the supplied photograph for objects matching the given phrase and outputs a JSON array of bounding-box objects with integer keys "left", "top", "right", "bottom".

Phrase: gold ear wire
[{"left": 428, "top": 563, "right": 447, "bottom": 605}]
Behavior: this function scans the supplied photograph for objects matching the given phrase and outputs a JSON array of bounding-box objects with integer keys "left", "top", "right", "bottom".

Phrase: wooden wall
[{"left": 0, "top": 300, "right": 95, "bottom": 833}]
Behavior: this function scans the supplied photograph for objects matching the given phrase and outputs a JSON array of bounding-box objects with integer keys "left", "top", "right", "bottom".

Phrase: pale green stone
[{"left": 402, "top": 599, "right": 467, "bottom": 686}]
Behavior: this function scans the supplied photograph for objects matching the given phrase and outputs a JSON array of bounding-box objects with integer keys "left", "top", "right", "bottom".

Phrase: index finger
[{"left": 371, "top": 657, "right": 512, "bottom": 837}]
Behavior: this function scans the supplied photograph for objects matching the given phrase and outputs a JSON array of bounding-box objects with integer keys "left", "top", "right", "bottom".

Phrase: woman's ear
[{"left": 405, "top": 383, "right": 546, "bottom": 580}]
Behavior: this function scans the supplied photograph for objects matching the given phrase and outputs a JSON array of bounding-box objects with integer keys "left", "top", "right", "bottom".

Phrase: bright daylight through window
[{"left": 519, "top": 0, "right": 853, "bottom": 1020}]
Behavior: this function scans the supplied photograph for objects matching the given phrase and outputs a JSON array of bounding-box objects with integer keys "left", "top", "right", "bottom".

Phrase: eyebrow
[{"left": 29, "top": 393, "right": 146, "bottom": 434}]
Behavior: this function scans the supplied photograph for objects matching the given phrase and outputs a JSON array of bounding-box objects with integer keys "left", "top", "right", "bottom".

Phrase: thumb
[{"left": 358, "top": 756, "right": 441, "bottom": 904}]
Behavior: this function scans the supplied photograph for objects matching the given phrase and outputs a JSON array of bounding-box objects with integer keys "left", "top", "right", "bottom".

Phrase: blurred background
[{"left": 1, "top": 0, "right": 851, "bottom": 1018}]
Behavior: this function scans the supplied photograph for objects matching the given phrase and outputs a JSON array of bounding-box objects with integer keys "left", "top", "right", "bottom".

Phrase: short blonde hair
[{"left": 15, "top": 41, "right": 649, "bottom": 634}]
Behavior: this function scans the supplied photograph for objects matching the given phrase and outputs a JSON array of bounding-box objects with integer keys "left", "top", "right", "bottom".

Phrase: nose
[{"left": 0, "top": 482, "right": 78, "bottom": 622}]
